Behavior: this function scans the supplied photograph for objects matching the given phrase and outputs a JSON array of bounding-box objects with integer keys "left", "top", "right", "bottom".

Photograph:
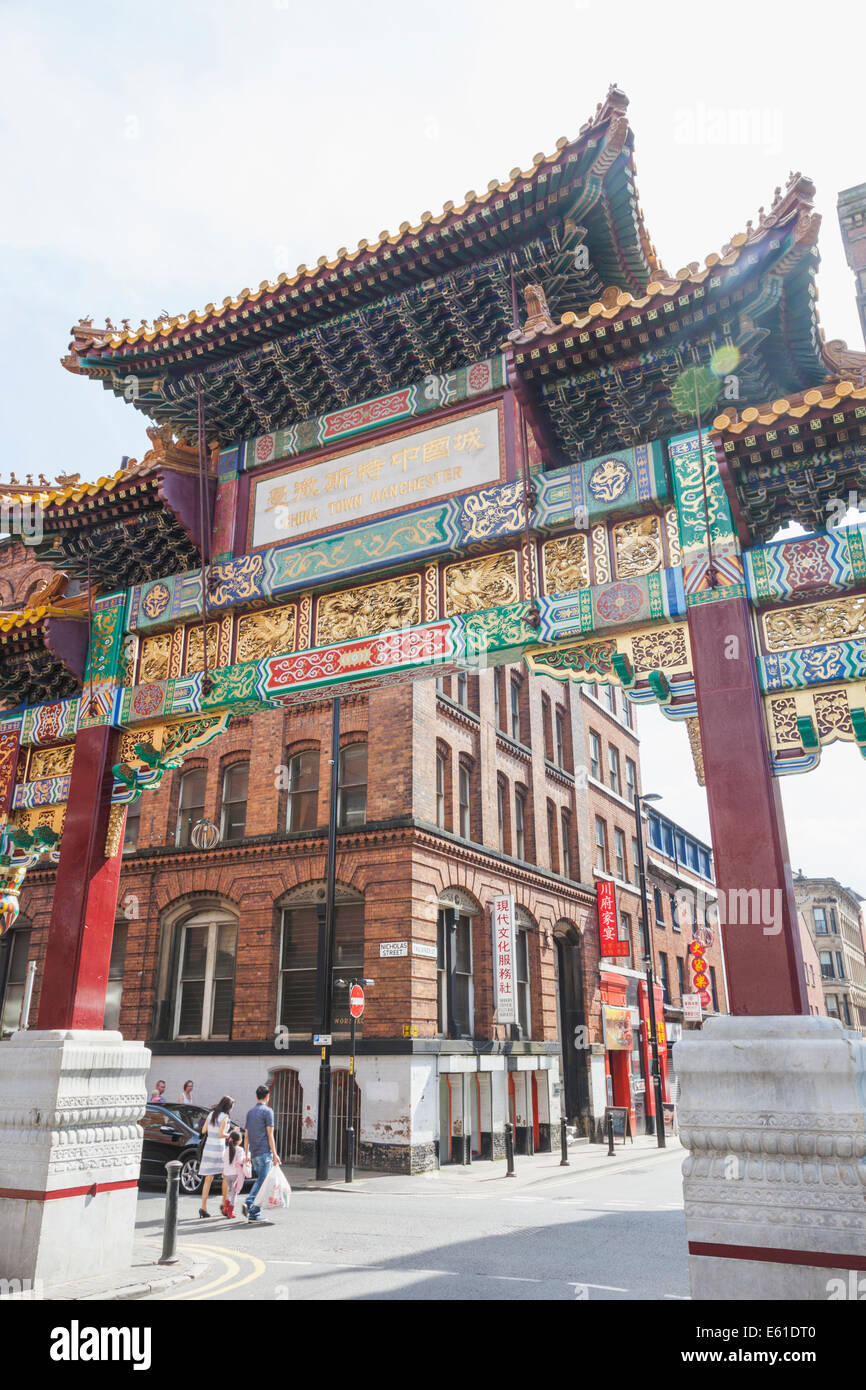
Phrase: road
[{"left": 138, "top": 1144, "right": 689, "bottom": 1301}]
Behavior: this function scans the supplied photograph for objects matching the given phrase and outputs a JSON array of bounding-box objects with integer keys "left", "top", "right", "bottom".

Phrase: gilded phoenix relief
[{"left": 443, "top": 552, "right": 520, "bottom": 616}]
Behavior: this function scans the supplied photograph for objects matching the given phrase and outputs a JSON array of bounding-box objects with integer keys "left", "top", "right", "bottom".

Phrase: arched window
[
  {"left": 338, "top": 743, "right": 367, "bottom": 827},
  {"left": 104, "top": 922, "right": 129, "bottom": 1031},
  {"left": 561, "top": 809, "right": 574, "bottom": 880},
  {"left": 173, "top": 909, "right": 237, "bottom": 1039},
  {"left": 220, "top": 761, "right": 248, "bottom": 842},
  {"left": 458, "top": 763, "right": 470, "bottom": 838},
  {"left": 555, "top": 708, "right": 567, "bottom": 769},
  {"left": 278, "top": 887, "right": 364, "bottom": 1039},
  {"left": 497, "top": 775, "right": 510, "bottom": 855},
  {"left": 287, "top": 748, "right": 319, "bottom": 831},
  {"left": 510, "top": 676, "right": 522, "bottom": 742},
  {"left": 123, "top": 798, "right": 141, "bottom": 854},
  {"left": 436, "top": 891, "right": 477, "bottom": 1038},
  {"left": 547, "top": 800, "right": 559, "bottom": 874},
  {"left": 436, "top": 748, "right": 447, "bottom": 829},
  {"left": 515, "top": 926, "right": 531, "bottom": 1036},
  {"left": 176, "top": 768, "right": 206, "bottom": 847}
]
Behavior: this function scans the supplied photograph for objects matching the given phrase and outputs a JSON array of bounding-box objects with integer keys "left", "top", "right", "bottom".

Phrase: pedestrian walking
[
  {"left": 221, "top": 1128, "right": 246, "bottom": 1219},
  {"left": 179, "top": 1079, "right": 194, "bottom": 1105},
  {"left": 198, "top": 1095, "right": 234, "bottom": 1218},
  {"left": 243, "top": 1084, "right": 280, "bottom": 1223},
  {"left": 149, "top": 1080, "right": 166, "bottom": 1103}
]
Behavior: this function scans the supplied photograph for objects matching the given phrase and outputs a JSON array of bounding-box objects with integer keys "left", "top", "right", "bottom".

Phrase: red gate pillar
[
  {"left": 0, "top": 712, "right": 148, "bottom": 1284},
  {"left": 36, "top": 724, "right": 124, "bottom": 1029},
  {"left": 687, "top": 593, "right": 808, "bottom": 1016},
  {"left": 668, "top": 429, "right": 808, "bottom": 1016},
  {"left": 669, "top": 432, "right": 866, "bottom": 1298}
]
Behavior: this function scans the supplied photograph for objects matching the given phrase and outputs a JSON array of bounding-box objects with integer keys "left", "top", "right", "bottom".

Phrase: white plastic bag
[{"left": 258, "top": 1164, "right": 291, "bottom": 1211}]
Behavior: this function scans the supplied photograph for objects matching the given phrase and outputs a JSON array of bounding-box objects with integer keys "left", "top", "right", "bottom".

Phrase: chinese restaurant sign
[
  {"left": 251, "top": 404, "right": 503, "bottom": 548},
  {"left": 491, "top": 894, "right": 517, "bottom": 1025},
  {"left": 597, "top": 879, "right": 629, "bottom": 958}
]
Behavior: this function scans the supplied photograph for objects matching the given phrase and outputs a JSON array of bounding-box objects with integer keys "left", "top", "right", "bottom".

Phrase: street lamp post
[
  {"left": 633, "top": 789, "right": 666, "bottom": 1149},
  {"left": 315, "top": 697, "right": 341, "bottom": 1181}
]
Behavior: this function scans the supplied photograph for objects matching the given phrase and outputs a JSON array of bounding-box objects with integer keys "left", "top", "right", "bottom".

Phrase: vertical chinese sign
[
  {"left": 597, "top": 880, "right": 629, "bottom": 958},
  {"left": 688, "top": 940, "right": 712, "bottom": 1007},
  {"left": 491, "top": 894, "right": 517, "bottom": 1024}
]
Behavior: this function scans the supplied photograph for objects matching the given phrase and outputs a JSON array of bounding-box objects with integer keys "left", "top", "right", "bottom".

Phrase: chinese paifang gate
[{"left": 1, "top": 85, "right": 865, "bottom": 1296}]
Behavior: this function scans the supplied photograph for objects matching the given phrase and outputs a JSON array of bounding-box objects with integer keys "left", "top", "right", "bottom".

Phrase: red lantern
[
  {"left": 693, "top": 972, "right": 709, "bottom": 990},
  {"left": 691, "top": 954, "right": 707, "bottom": 974}
]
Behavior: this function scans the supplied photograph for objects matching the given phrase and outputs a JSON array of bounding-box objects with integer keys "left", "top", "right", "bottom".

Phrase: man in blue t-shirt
[{"left": 243, "top": 1084, "right": 281, "bottom": 1222}]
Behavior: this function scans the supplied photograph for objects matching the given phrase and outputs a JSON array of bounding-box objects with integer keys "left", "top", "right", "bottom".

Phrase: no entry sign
[{"left": 349, "top": 985, "right": 365, "bottom": 1019}]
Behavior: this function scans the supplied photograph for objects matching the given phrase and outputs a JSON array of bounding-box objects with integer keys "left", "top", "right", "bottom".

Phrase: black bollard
[
  {"left": 505, "top": 1121, "right": 516, "bottom": 1177},
  {"left": 559, "top": 1116, "right": 570, "bottom": 1166},
  {"left": 345, "top": 1124, "right": 355, "bottom": 1184},
  {"left": 606, "top": 1112, "right": 616, "bottom": 1157},
  {"left": 159, "top": 1160, "right": 181, "bottom": 1264}
]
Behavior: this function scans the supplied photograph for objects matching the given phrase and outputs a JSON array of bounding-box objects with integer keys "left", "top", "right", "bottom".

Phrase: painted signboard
[
  {"left": 602, "top": 1004, "right": 633, "bottom": 1051},
  {"left": 597, "top": 879, "right": 629, "bottom": 958},
  {"left": 251, "top": 404, "right": 504, "bottom": 548},
  {"left": 491, "top": 894, "right": 517, "bottom": 1025}
]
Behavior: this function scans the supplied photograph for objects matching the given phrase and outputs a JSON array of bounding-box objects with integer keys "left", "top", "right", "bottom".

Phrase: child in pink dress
[{"left": 221, "top": 1129, "right": 246, "bottom": 1218}]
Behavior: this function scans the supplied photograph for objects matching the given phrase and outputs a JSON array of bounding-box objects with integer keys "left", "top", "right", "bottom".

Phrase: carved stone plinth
[
  {"left": 0, "top": 1030, "right": 150, "bottom": 1285},
  {"left": 675, "top": 1015, "right": 866, "bottom": 1300}
]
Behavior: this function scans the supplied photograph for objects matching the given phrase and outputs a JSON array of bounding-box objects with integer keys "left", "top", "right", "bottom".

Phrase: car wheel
[{"left": 179, "top": 1153, "right": 203, "bottom": 1195}]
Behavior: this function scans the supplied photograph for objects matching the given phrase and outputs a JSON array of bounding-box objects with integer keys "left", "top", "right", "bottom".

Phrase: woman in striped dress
[{"left": 199, "top": 1095, "right": 234, "bottom": 1217}]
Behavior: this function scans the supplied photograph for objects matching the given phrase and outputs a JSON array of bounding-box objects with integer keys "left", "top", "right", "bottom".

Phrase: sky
[{"left": 0, "top": 0, "right": 863, "bottom": 887}]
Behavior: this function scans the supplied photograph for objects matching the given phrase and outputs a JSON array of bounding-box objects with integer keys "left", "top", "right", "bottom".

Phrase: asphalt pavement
[{"left": 136, "top": 1138, "right": 689, "bottom": 1301}]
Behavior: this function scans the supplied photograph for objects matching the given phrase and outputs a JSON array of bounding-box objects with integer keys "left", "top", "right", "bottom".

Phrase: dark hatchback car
[{"left": 139, "top": 1102, "right": 209, "bottom": 1194}]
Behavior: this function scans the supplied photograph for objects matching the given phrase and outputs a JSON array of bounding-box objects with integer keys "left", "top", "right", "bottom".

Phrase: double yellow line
[{"left": 167, "top": 1242, "right": 267, "bottom": 1300}]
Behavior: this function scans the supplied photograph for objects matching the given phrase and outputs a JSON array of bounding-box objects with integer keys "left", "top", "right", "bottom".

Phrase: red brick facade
[{"left": 1, "top": 538, "right": 725, "bottom": 1164}]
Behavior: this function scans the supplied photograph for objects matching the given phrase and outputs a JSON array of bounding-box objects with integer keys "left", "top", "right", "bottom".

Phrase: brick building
[
  {"left": 3, "top": 581, "right": 612, "bottom": 1168},
  {"left": 641, "top": 806, "right": 728, "bottom": 1091},
  {"left": 794, "top": 873, "right": 866, "bottom": 1032},
  {"left": 0, "top": 529, "right": 724, "bottom": 1165},
  {"left": 797, "top": 914, "right": 827, "bottom": 1019}
]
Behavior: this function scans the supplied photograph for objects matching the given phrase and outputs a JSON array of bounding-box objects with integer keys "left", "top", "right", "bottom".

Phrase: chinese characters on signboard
[
  {"left": 682, "top": 993, "right": 702, "bottom": 1023},
  {"left": 491, "top": 894, "right": 517, "bottom": 1025},
  {"left": 252, "top": 405, "right": 503, "bottom": 548},
  {"left": 597, "top": 879, "right": 629, "bottom": 958}
]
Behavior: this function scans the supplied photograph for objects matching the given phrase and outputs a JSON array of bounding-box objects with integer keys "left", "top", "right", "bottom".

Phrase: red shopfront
[{"left": 600, "top": 969, "right": 669, "bottom": 1136}]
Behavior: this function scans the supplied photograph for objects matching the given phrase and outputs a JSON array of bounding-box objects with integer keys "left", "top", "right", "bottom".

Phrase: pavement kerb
[
  {"left": 40, "top": 1244, "right": 210, "bottom": 1302},
  {"left": 294, "top": 1137, "right": 683, "bottom": 1193}
]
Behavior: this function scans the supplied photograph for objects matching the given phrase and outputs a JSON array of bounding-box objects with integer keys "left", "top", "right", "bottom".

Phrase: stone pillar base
[
  {"left": 675, "top": 1015, "right": 866, "bottom": 1301},
  {"left": 0, "top": 1030, "right": 149, "bottom": 1285}
]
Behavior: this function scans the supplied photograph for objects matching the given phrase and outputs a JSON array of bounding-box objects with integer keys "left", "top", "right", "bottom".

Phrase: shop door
[
  {"left": 438, "top": 1074, "right": 467, "bottom": 1164},
  {"left": 269, "top": 1068, "right": 304, "bottom": 1164},
  {"left": 329, "top": 1071, "right": 361, "bottom": 1167},
  {"left": 470, "top": 1073, "right": 492, "bottom": 1159},
  {"left": 555, "top": 931, "right": 591, "bottom": 1134},
  {"left": 508, "top": 1072, "right": 534, "bottom": 1155},
  {"left": 532, "top": 1070, "right": 552, "bottom": 1153}
]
